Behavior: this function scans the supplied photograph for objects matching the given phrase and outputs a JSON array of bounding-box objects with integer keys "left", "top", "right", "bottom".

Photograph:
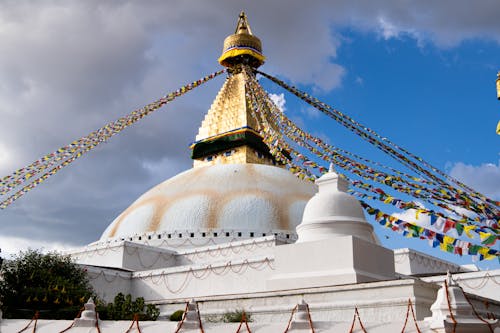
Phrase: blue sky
[{"left": 0, "top": 1, "right": 499, "bottom": 269}]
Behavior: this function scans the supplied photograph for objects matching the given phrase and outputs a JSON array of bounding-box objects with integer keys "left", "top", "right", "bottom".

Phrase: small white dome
[
  {"left": 297, "top": 168, "right": 377, "bottom": 243},
  {"left": 100, "top": 164, "right": 316, "bottom": 240}
]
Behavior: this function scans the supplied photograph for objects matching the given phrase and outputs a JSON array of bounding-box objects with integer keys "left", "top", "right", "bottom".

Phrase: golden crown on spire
[{"left": 218, "top": 12, "right": 265, "bottom": 68}]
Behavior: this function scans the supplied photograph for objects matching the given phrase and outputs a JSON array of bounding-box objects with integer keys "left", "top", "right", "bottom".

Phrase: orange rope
[
  {"left": 458, "top": 286, "right": 494, "bottom": 333},
  {"left": 444, "top": 280, "right": 457, "bottom": 333},
  {"left": 305, "top": 304, "right": 315, "bottom": 333},
  {"left": 235, "top": 311, "right": 252, "bottom": 333},
  {"left": 348, "top": 307, "right": 367, "bottom": 333},
  {"left": 400, "top": 299, "right": 421, "bottom": 333},
  {"left": 400, "top": 299, "right": 410, "bottom": 333},
  {"left": 195, "top": 301, "right": 205, "bottom": 333},
  {"left": 125, "top": 313, "right": 142, "bottom": 333},
  {"left": 94, "top": 309, "right": 101, "bottom": 333},
  {"left": 16, "top": 311, "right": 39, "bottom": 333},
  {"left": 282, "top": 305, "right": 298, "bottom": 333},
  {"left": 174, "top": 302, "right": 190, "bottom": 333},
  {"left": 58, "top": 307, "right": 84, "bottom": 333}
]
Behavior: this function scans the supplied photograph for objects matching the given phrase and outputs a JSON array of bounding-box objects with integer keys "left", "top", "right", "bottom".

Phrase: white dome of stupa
[{"left": 100, "top": 163, "right": 316, "bottom": 241}]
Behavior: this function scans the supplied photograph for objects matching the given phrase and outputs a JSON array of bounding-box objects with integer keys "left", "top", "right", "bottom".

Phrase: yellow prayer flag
[
  {"left": 443, "top": 235, "right": 454, "bottom": 245},
  {"left": 478, "top": 247, "right": 490, "bottom": 256},
  {"left": 479, "top": 232, "right": 492, "bottom": 241},
  {"left": 383, "top": 196, "right": 393, "bottom": 204},
  {"left": 464, "top": 225, "right": 476, "bottom": 238}
]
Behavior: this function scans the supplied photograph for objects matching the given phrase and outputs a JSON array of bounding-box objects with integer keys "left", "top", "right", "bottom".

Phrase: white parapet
[{"left": 267, "top": 235, "right": 395, "bottom": 290}]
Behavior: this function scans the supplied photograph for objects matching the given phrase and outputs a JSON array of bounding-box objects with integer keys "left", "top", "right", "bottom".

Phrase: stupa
[
  {"left": 99, "top": 12, "right": 316, "bottom": 246},
  {"left": 3, "top": 12, "right": 495, "bottom": 332}
]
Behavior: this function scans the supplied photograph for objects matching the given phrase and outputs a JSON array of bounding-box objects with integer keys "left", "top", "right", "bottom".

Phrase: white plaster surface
[
  {"left": 0, "top": 319, "right": 434, "bottom": 333},
  {"left": 70, "top": 241, "right": 176, "bottom": 271},
  {"left": 297, "top": 169, "right": 378, "bottom": 244},
  {"left": 422, "top": 269, "right": 500, "bottom": 303},
  {"left": 394, "top": 248, "right": 471, "bottom": 276},
  {"left": 425, "top": 274, "right": 499, "bottom": 332},
  {"left": 100, "top": 164, "right": 316, "bottom": 240},
  {"left": 268, "top": 236, "right": 395, "bottom": 290}
]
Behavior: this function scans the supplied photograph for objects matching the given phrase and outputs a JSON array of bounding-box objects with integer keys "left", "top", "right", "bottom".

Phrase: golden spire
[
  {"left": 496, "top": 71, "right": 500, "bottom": 100},
  {"left": 190, "top": 13, "right": 276, "bottom": 168},
  {"left": 496, "top": 72, "right": 500, "bottom": 135},
  {"left": 218, "top": 12, "right": 265, "bottom": 68}
]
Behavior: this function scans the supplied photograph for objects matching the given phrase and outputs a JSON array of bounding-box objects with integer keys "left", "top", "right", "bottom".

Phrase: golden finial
[
  {"left": 496, "top": 71, "right": 500, "bottom": 100},
  {"left": 235, "top": 11, "right": 253, "bottom": 35},
  {"left": 218, "top": 12, "right": 265, "bottom": 68},
  {"left": 496, "top": 72, "right": 500, "bottom": 135}
]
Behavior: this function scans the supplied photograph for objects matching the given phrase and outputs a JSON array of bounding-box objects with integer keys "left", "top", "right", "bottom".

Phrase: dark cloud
[{"left": 1, "top": 0, "right": 500, "bottom": 256}]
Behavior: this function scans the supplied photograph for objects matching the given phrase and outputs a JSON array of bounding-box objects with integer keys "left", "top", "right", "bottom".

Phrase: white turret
[
  {"left": 297, "top": 164, "right": 378, "bottom": 243},
  {"left": 268, "top": 164, "right": 395, "bottom": 289},
  {"left": 426, "top": 272, "right": 498, "bottom": 332},
  {"left": 74, "top": 298, "right": 98, "bottom": 327}
]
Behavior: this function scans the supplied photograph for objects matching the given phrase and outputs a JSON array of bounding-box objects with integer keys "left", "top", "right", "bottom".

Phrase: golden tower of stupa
[{"left": 190, "top": 12, "right": 278, "bottom": 167}]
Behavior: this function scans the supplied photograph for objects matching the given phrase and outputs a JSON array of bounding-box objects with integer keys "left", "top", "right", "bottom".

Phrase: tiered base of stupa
[
  {"left": 59, "top": 166, "right": 500, "bottom": 332},
  {"left": 66, "top": 233, "right": 500, "bottom": 323},
  {"left": 2, "top": 233, "right": 499, "bottom": 332}
]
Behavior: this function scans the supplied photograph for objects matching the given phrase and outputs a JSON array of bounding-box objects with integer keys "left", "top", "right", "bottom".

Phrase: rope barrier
[
  {"left": 235, "top": 311, "right": 252, "bottom": 333},
  {"left": 196, "top": 301, "right": 205, "bottom": 333},
  {"left": 400, "top": 299, "right": 421, "bottom": 333},
  {"left": 58, "top": 307, "right": 84, "bottom": 333},
  {"left": 458, "top": 285, "right": 494, "bottom": 333},
  {"left": 95, "top": 309, "right": 102, "bottom": 333},
  {"left": 460, "top": 272, "right": 500, "bottom": 288},
  {"left": 282, "top": 305, "right": 298, "bottom": 333},
  {"left": 16, "top": 311, "right": 39, "bottom": 333},
  {"left": 444, "top": 279, "right": 457, "bottom": 333},
  {"left": 124, "top": 313, "right": 142, "bottom": 333},
  {"left": 348, "top": 307, "right": 367, "bottom": 333},
  {"left": 305, "top": 303, "right": 315, "bottom": 333},
  {"left": 174, "top": 302, "right": 190, "bottom": 333}
]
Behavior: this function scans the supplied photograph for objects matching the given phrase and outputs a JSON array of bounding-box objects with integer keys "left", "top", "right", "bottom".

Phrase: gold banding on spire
[
  {"left": 496, "top": 72, "right": 500, "bottom": 135},
  {"left": 496, "top": 71, "right": 500, "bottom": 100},
  {"left": 191, "top": 13, "right": 275, "bottom": 167},
  {"left": 218, "top": 12, "right": 265, "bottom": 68}
]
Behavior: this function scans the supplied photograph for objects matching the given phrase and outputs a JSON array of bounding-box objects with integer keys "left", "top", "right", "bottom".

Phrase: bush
[
  {"left": 169, "top": 309, "right": 184, "bottom": 321},
  {"left": 222, "top": 309, "right": 252, "bottom": 323},
  {"left": 97, "top": 293, "right": 159, "bottom": 321},
  {"left": 0, "top": 249, "right": 94, "bottom": 319}
]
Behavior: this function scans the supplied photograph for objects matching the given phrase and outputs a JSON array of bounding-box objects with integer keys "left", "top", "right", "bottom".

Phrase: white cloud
[
  {"left": 269, "top": 93, "right": 286, "bottom": 112},
  {"left": 392, "top": 206, "right": 459, "bottom": 238},
  {"left": 449, "top": 161, "right": 500, "bottom": 200},
  {"left": 378, "top": 17, "right": 400, "bottom": 39},
  {"left": 0, "top": 235, "right": 73, "bottom": 260}
]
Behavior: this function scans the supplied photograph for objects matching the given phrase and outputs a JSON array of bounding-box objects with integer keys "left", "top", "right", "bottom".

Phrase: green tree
[
  {"left": 97, "top": 293, "right": 159, "bottom": 321},
  {"left": 0, "top": 249, "right": 94, "bottom": 319}
]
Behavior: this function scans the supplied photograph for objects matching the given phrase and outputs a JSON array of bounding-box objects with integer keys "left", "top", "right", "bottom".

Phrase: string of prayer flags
[
  {"left": 256, "top": 69, "right": 500, "bottom": 223},
  {"left": 361, "top": 201, "right": 499, "bottom": 261},
  {"left": 246, "top": 72, "right": 498, "bottom": 237},
  {"left": 0, "top": 70, "right": 225, "bottom": 209},
  {"left": 240, "top": 66, "right": 500, "bottom": 259}
]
